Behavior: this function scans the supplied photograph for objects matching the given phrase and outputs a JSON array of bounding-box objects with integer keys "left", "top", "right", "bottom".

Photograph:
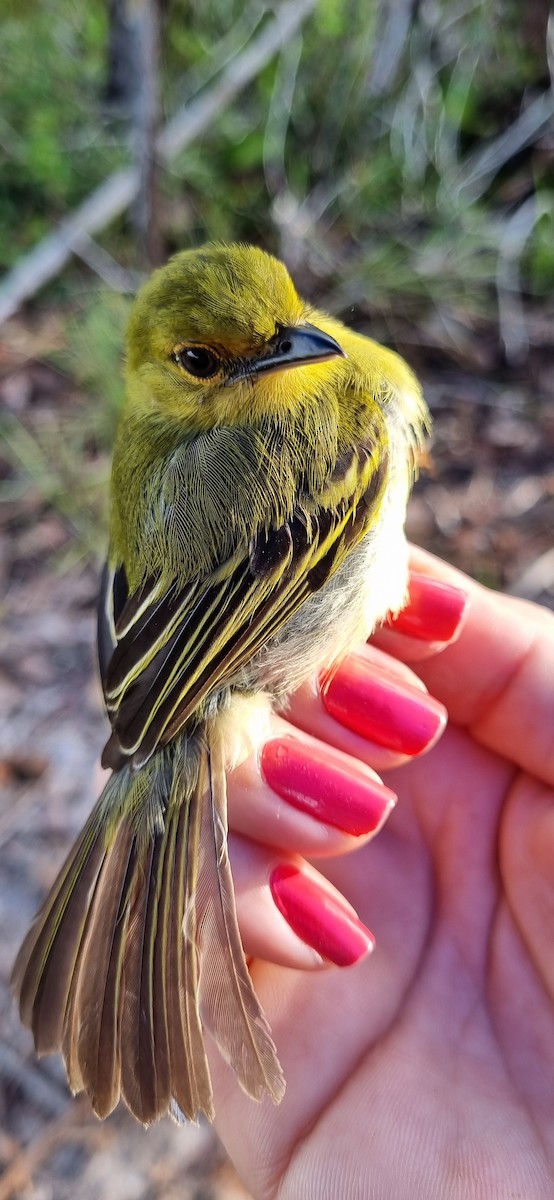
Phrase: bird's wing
[{"left": 98, "top": 441, "right": 388, "bottom": 770}]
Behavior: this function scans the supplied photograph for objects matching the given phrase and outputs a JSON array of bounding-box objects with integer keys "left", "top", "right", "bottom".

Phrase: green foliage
[
  {"left": 55, "top": 290, "right": 130, "bottom": 438},
  {"left": 0, "top": 1, "right": 123, "bottom": 268},
  {"left": 1, "top": 403, "right": 111, "bottom": 561},
  {"left": 1, "top": 290, "right": 131, "bottom": 562}
]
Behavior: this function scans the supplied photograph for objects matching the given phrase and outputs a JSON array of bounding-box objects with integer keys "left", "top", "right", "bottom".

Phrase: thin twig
[
  {"left": 496, "top": 193, "right": 550, "bottom": 364},
  {"left": 451, "top": 88, "right": 554, "bottom": 203},
  {"left": 367, "top": 0, "right": 415, "bottom": 97},
  {"left": 72, "top": 233, "right": 139, "bottom": 292}
]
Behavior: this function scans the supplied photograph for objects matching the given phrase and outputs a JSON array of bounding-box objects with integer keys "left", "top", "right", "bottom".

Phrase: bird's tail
[{"left": 12, "top": 735, "right": 285, "bottom": 1124}]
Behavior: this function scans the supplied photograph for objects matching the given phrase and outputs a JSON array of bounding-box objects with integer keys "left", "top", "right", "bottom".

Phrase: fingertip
[
  {"left": 228, "top": 726, "right": 397, "bottom": 858},
  {"left": 284, "top": 650, "right": 445, "bottom": 773},
  {"left": 260, "top": 735, "right": 397, "bottom": 839},
  {"left": 321, "top": 650, "right": 447, "bottom": 757},
  {"left": 231, "top": 838, "right": 375, "bottom": 972},
  {"left": 269, "top": 864, "right": 375, "bottom": 967},
  {"left": 231, "top": 838, "right": 326, "bottom": 970},
  {"left": 387, "top": 573, "right": 469, "bottom": 644}
]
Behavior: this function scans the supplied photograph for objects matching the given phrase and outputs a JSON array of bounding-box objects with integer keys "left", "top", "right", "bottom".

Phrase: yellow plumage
[{"left": 12, "top": 243, "right": 429, "bottom": 1124}]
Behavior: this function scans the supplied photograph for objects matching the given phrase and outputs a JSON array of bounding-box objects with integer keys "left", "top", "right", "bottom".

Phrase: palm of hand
[{"left": 215, "top": 574, "right": 554, "bottom": 1200}]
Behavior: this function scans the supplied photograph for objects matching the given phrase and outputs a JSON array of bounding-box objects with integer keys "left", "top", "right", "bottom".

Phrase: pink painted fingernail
[
  {"left": 321, "top": 651, "right": 447, "bottom": 755},
  {"left": 261, "top": 737, "right": 396, "bottom": 837},
  {"left": 388, "top": 574, "right": 468, "bottom": 642},
  {"left": 270, "top": 865, "right": 374, "bottom": 966}
]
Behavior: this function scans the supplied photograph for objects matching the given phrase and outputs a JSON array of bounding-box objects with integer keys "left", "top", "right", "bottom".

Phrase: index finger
[{"left": 397, "top": 550, "right": 554, "bottom": 786}]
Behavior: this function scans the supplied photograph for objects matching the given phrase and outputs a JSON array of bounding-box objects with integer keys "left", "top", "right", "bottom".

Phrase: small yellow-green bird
[{"left": 13, "top": 244, "right": 429, "bottom": 1124}]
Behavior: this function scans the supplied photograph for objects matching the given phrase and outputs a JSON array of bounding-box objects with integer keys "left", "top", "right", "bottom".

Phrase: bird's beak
[{"left": 229, "top": 323, "right": 345, "bottom": 383}]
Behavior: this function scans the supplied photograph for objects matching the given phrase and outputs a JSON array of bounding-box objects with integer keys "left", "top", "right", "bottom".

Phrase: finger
[
  {"left": 227, "top": 717, "right": 397, "bottom": 858},
  {"left": 373, "top": 571, "right": 469, "bottom": 663},
  {"left": 407, "top": 546, "right": 554, "bottom": 633},
  {"left": 395, "top": 554, "right": 554, "bottom": 786},
  {"left": 230, "top": 835, "right": 374, "bottom": 970},
  {"left": 283, "top": 643, "right": 447, "bottom": 773}
]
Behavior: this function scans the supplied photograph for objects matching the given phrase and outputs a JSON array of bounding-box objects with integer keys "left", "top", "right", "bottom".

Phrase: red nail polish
[
  {"left": 261, "top": 738, "right": 396, "bottom": 837},
  {"left": 322, "top": 652, "right": 447, "bottom": 755},
  {"left": 270, "top": 865, "right": 374, "bottom": 966},
  {"left": 388, "top": 574, "right": 468, "bottom": 642}
]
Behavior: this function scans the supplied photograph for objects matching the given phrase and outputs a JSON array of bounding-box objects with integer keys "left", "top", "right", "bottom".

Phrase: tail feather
[
  {"left": 120, "top": 832, "right": 171, "bottom": 1122},
  {"left": 12, "top": 735, "right": 284, "bottom": 1123},
  {"left": 196, "top": 735, "right": 286, "bottom": 1104},
  {"left": 71, "top": 821, "right": 135, "bottom": 1116},
  {"left": 167, "top": 776, "right": 213, "bottom": 1121},
  {"left": 17, "top": 816, "right": 106, "bottom": 1051},
  {"left": 62, "top": 985, "right": 84, "bottom": 1095}
]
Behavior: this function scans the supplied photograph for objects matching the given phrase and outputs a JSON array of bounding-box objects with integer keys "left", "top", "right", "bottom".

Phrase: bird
[{"left": 12, "top": 243, "right": 429, "bottom": 1125}]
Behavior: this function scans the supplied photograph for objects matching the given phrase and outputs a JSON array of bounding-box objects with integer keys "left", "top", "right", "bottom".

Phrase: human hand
[{"left": 214, "top": 551, "right": 554, "bottom": 1199}]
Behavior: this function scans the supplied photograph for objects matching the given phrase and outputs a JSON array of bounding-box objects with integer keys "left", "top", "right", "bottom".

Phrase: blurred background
[{"left": 1, "top": 1, "right": 553, "bottom": 1196}]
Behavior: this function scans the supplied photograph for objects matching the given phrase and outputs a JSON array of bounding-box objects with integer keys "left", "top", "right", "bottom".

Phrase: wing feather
[{"left": 100, "top": 441, "right": 388, "bottom": 769}]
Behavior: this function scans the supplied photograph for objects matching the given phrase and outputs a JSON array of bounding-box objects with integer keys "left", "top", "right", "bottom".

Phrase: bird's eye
[{"left": 173, "top": 346, "right": 219, "bottom": 378}]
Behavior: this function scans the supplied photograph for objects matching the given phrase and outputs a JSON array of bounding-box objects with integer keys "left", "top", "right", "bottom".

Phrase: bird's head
[{"left": 125, "top": 243, "right": 345, "bottom": 431}]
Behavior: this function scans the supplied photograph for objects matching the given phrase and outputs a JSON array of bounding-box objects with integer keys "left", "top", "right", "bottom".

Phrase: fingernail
[
  {"left": 270, "top": 864, "right": 374, "bottom": 966},
  {"left": 261, "top": 737, "right": 396, "bottom": 837},
  {"left": 321, "top": 652, "right": 447, "bottom": 755},
  {"left": 388, "top": 574, "right": 468, "bottom": 642}
]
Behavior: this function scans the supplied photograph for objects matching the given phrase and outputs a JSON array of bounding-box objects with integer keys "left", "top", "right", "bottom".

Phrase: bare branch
[
  {"left": 72, "top": 233, "right": 140, "bottom": 292},
  {"left": 132, "top": 0, "right": 164, "bottom": 267}
]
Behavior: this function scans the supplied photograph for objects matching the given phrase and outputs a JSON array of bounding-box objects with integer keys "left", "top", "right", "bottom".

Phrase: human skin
[{"left": 211, "top": 549, "right": 554, "bottom": 1200}]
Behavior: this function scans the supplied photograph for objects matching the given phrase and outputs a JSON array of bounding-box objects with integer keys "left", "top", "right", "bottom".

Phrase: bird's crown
[{"left": 127, "top": 243, "right": 305, "bottom": 370}]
